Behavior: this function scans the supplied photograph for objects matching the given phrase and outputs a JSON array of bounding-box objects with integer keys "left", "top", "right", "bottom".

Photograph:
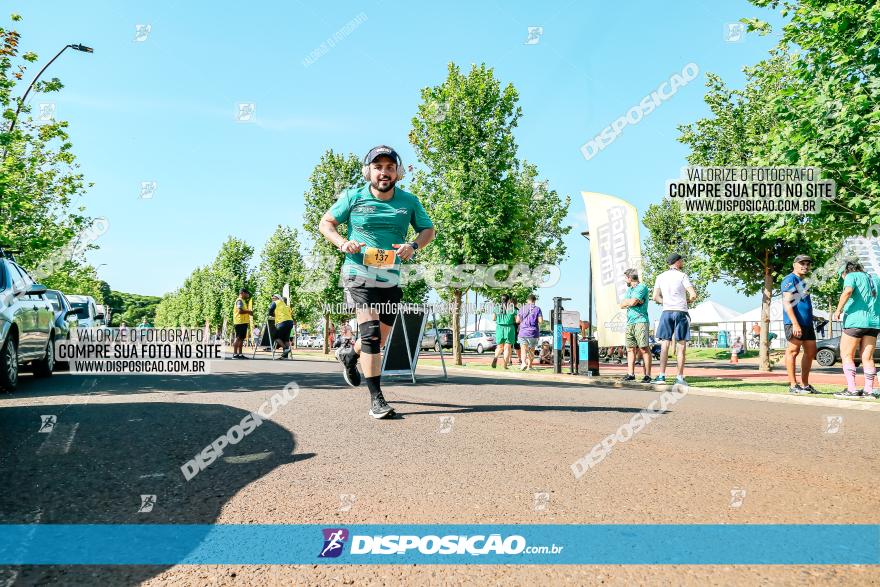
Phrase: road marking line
[
  {"left": 61, "top": 423, "right": 79, "bottom": 454},
  {"left": 36, "top": 423, "right": 80, "bottom": 456},
  {"left": 223, "top": 451, "right": 272, "bottom": 464}
]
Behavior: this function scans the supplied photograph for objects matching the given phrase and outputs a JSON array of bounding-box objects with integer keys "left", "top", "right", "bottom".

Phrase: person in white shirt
[{"left": 652, "top": 253, "right": 697, "bottom": 385}]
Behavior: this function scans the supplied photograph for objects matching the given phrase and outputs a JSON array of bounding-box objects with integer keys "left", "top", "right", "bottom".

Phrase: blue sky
[{"left": 17, "top": 1, "right": 783, "bottom": 322}]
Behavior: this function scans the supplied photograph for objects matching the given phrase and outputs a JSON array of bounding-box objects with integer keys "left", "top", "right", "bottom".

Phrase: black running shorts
[{"left": 343, "top": 275, "right": 403, "bottom": 326}]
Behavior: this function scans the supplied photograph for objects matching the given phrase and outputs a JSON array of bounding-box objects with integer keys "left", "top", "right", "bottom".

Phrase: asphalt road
[{"left": 1, "top": 354, "right": 878, "bottom": 585}]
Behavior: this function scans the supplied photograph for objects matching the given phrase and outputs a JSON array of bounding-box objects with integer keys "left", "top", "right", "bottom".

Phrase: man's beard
[{"left": 370, "top": 178, "right": 396, "bottom": 193}]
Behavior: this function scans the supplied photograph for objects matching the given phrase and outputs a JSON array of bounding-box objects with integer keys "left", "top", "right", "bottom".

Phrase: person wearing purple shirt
[{"left": 516, "top": 294, "right": 544, "bottom": 371}]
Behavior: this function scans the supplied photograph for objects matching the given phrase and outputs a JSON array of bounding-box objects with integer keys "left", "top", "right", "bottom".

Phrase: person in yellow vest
[
  {"left": 269, "top": 294, "right": 294, "bottom": 359},
  {"left": 232, "top": 288, "right": 253, "bottom": 359}
]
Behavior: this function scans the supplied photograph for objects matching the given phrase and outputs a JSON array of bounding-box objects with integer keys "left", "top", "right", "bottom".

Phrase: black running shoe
[
  {"left": 800, "top": 384, "right": 819, "bottom": 394},
  {"left": 368, "top": 391, "right": 394, "bottom": 419},
  {"left": 622, "top": 374, "right": 636, "bottom": 382},
  {"left": 834, "top": 389, "right": 863, "bottom": 398},
  {"left": 336, "top": 345, "right": 361, "bottom": 387},
  {"left": 641, "top": 375, "right": 653, "bottom": 383},
  {"left": 789, "top": 384, "right": 808, "bottom": 394}
]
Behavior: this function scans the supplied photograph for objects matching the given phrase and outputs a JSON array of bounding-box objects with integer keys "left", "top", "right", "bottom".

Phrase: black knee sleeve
[{"left": 359, "top": 320, "right": 381, "bottom": 354}]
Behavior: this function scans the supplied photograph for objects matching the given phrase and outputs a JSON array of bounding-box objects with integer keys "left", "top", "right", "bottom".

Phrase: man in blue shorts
[
  {"left": 782, "top": 254, "right": 818, "bottom": 394},
  {"left": 652, "top": 253, "right": 697, "bottom": 385}
]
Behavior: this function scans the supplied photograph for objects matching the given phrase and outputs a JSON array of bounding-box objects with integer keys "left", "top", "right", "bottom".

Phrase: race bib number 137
[{"left": 363, "top": 247, "right": 396, "bottom": 269}]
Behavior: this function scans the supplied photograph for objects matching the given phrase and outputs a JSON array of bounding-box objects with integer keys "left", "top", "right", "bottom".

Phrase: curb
[
  {"left": 279, "top": 350, "right": 880, "bottom": 413},
  {"left": 414, "top": 363, "right": 880, "bottom": 413}
]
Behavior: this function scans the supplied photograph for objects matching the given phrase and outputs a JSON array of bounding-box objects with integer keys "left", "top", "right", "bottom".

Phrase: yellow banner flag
[{"left": 582, "top": 192, "right": 643, "bottom": 347}]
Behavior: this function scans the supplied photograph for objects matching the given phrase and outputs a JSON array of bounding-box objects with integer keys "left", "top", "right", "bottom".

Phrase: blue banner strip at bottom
[{"left": 0, "top": 525, "right": 877, "bottom": 565}]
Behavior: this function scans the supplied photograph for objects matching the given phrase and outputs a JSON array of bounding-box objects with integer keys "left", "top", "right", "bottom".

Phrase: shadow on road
[
  {"left": 389, "top": 399, "right": 661, "bottom": 416},
  {"left": 0, "top": 401, "right": 302, "bottom": 585},
  {"left": 8, "top": 358, "right": 618, "bottom": 402}
]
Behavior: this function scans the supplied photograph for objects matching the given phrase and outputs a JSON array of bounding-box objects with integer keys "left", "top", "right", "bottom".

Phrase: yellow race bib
[{"left": 363, "top": 247, "right": 396, "bottom": 269}]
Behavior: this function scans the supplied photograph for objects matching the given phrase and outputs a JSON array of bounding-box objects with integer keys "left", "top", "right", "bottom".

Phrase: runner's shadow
[
  {"left": 0, "top": 402, "right": 303, "bottom": 585},
  {"left": 388, "top": 400, "right": 659, "bottom": 416}
]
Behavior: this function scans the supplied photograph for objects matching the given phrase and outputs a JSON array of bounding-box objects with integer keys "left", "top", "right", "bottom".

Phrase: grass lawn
[
  {"left": 684, "top": 348, "right": 759, "bottom": 360},
  {"left": 680, "top": 376, "right": 850, "bottom": 396}
]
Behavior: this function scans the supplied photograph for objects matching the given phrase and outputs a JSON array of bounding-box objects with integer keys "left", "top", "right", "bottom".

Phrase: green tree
[
  {"left": 106, "top": 291, "right": 161, "bottom": 326},
  {"left": 212, "top": 237, "right": 255, "bottom": 328},
  {"left": 40, "top": 261, "right": 103, "bottom": 301},
  {"left": 408, "top": 63, "right": 570, "bottom": 364},
  {"left": 154, "top": 238, "right": 253, "bottom": 330},
  {"left": 748, "top": 0, "right": 880, "bottom": 230},
  {"left": 255, "top": 225, "right": 308, "bottom": 340},
  {"left": 0, "top": 13, "right": 93, "bottom": 270},
  {"left": 301, "top": 149, "right": 363, "bottom": 353},
  {"left": 641, "top": 199, "right": 713, "bottom": 301},
  {"left": 679, "top": 66, "right": 840, "bottom": 371}
]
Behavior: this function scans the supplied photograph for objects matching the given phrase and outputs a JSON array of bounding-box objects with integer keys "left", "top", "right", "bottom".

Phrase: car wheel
[
  {"left": 477, "top": 344, "right": 484, "bottom": 354},
  {"left": 434, "top": 341, "right": 440, "bottom": 352},
  {"left": 33, "top": 335, "right": 55, "bottom": 378},
  {"left": 816, "top": 348, "right": 836, "bottom": 367},
  {"left": 0, "top": 336, "right": 18, "bottom": 392},
  {"left": 459, "top": 343, "right": 464, "bottom": 354}
]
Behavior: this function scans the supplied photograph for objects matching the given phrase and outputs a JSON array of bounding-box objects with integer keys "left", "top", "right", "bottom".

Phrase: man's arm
[
  {"left": 780, "top": 277, "right": 804, "bottom": 335},
  {"left": 619, "top": 297, "right": 641, "bottom": 309},
  {"left": 686, "top": 286, "right": 697, "bottom": 303},
  {"left": 319, "top": 212, "right": 363, "bottom": 254},
  {"left": 393, "top": 228, "right": 436, "bottom": 261},
  {"left": 652, "top": 284, "right": 663, "bottom": 304}
]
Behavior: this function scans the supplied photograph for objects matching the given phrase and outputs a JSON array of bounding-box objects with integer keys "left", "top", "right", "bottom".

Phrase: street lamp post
[
  {"left": 6, "top": 43, "right": 93, "bottom": 136},
  {"left": 580, "top": 231, "right": 593, "bottom": 340}
]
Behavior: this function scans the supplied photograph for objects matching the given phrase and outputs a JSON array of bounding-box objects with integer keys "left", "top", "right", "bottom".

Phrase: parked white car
[
  {"left": 66, "top": 295, "right": 104, "bottom": 328},
  {"left": 460, "top": 330, "right": 496, "bottom": 354}
]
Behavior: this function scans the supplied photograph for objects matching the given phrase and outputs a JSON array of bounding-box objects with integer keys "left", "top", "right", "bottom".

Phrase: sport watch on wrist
[{"left": 410, "top": 241, "right": 420, "bottom": 250}]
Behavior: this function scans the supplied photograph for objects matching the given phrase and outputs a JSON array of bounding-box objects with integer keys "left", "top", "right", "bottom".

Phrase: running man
[
  {"left": 491, "top": 294, "right": 517, "bottom": 369},
  {"left": 319, "top": 145, "right": 435, "bottom": 419},
  {"left": 833, "top": 261, "right": 880, "bottom": 398},
  {"left": 652, "top": 253, "right": 697, "bottom": 385},
  {"left": 231, "top": 288, "right": 252, "bottom": 359},
  {"left": 620, "top": 268, "right": 652, "bottom": 383},
  {"left": 782, "top": 255, "right": 818, "bottom": 394},
  {"left": 269, "top": 294, "right": 294, "bottom": 359}
]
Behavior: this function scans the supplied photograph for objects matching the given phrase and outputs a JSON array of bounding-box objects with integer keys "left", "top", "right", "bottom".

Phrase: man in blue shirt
[{"left": 781, "top": 254, "right": 817, "bottom": 394}]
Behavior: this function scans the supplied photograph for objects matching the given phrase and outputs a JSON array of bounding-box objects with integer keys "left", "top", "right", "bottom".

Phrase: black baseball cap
[
  {"left": 794, "top": 254, "right": 812, "bottom": 263},
  {"left": 667, "top": 253, "right": 682, "bottom": 265},
  {"left": 363, "top": 145, "right": 401, "bottom": 165}
]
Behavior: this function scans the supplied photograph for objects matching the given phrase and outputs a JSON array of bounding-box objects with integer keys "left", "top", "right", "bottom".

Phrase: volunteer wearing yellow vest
[
  {"left": 232, "top": 288, "right": 253, "bottom": 359},
  {"left": 269, "top": 294, "right": 294, "bottom": 359}
]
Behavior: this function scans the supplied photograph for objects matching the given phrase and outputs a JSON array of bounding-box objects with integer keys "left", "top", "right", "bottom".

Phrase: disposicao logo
[
  {"left": 319, "top": 528, "right": 349, "bottom": 558},
  {"left": 341, "top": 533, "right": 528, "bottom": 556}
]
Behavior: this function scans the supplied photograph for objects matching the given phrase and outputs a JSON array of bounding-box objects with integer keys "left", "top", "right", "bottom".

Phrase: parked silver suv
[{"left": 0, "top": 255, "right": 58, "bottom": 392}]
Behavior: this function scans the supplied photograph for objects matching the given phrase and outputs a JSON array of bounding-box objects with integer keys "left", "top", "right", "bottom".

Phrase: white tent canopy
[
  {"left": 688, "top": 300, "right": 742, "bottom": 326},
  {"left": 718, "top": 297, "right": 831, "bottom": 349},
  {"left": 723, "top": 298, "right": 829, "bottom": 324},
  {"left": 662, "top": 300, "right": 742, "bottom": 336}
]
